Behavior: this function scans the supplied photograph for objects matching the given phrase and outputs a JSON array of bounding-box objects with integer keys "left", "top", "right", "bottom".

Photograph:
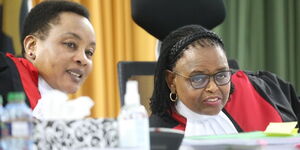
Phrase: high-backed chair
[
  {"left": 117, "top": 61, "right": 156, "bottom": 106},
  {"left": 131, "top": 0, "right": 226, "bottom": 41}
]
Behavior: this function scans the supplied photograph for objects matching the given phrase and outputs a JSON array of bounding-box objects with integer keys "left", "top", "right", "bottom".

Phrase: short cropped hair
[{"left": 21, "top": 0, "right": 90, "bottom": 56}]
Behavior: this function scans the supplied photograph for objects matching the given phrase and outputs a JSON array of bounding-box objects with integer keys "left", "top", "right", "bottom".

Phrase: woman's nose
[
  {"left": 205, "top": 77, "right": 218, "bottom": 93},
  {"left": 74, "top": 50, "right": 88, "bottom": 66}
]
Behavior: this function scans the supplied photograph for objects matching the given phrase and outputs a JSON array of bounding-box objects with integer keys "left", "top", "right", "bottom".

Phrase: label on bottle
[
  {"left": 119, "top": 118, "right": 149, "bottom": 147},
  {"left": 11, "top": 121, "right": 30, "bottom": 137},
  {"left": 118, "top": 106, "right": 150, "bottom": 150}
]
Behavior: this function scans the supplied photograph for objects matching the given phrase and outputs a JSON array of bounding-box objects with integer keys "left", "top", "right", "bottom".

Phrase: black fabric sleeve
[
  {"left": 246, "top": 71, "right": 300, "bottom": 127},
  {"left": 150, "top": 114, "right": 179, "bottom": 128},
  {"left": 0, "top": 52, "right": 29, "bottom": 106}
]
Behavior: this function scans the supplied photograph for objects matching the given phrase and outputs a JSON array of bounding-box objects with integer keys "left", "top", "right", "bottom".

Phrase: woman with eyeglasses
[{"left": 150, "top": 24, "right": 300, "bottom": 136}]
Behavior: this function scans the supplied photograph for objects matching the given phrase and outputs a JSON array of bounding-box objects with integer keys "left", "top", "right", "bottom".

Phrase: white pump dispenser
[
  {"left": 124, "top": 81, "right": 140, "bottom": 106},
  {"left": 118, "top": 80, "right": 150, "bottom": 150}
]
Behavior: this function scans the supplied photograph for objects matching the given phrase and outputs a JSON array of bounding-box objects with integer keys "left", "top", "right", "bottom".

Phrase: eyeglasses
[{"left": 172, "top": 70, "right": 232, "bottom": 89}]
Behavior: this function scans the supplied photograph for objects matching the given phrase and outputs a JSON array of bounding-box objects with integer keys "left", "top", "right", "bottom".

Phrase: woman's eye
[
  {"left": 216, "top": 73, "right": 228, "bottom": 79},
  {"left": 191, "top": 75, "right": 206, "bottom": 83},
  {"left": 64, "top": 42, "right": 77, "bottom": 49},
  {"left": 216, "top": 74, "right": 225, "bottom": 79},
  {"left": 85, "top": 50, "right": 94, "bottom": 57}
]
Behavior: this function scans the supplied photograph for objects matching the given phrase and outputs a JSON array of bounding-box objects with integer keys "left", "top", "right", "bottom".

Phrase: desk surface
[
  {"left": 179, "top": 131, "right": 300, "bottom": 150},
  {"left": 68, "top": 144, "right": 300, "bottom": 150},
  {"left": 180, "top": 143, "right": 299, "bottom": 150}
]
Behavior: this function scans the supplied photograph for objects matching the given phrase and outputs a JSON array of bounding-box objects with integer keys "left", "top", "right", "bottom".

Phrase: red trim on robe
[
  {"left": 6, "top": 53, "right": 41, "bottom": 109},
  {"left": 171, "top": 108, "right": 186, "bottom": 131},
  {"left": 224, "top": 71, "right": 282, "bottom": 132}
]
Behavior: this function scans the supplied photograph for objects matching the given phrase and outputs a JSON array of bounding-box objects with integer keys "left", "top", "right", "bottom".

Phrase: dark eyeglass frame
[{"left": 171, "top": 70, "right": 232, "bottom": 89}]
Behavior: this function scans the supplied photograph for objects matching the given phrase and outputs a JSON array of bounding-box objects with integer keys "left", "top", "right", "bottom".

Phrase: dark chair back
[
  {"left": 131, "top": 0, "right": 226, "bottom": 40},
  {"left": 117, "top": 61, "right": 156, "bottom": 106}
]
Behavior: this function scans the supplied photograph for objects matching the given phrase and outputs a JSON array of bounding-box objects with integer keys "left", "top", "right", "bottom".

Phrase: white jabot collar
[
  {"left": 38, "top": 76, "right": 56, "bottom": 97},
  {"left": 175, "top": 100, "right": 238, "bottom": 137},
  {"left": 33, "top": 76, "right": 68, "bottom": 118}
]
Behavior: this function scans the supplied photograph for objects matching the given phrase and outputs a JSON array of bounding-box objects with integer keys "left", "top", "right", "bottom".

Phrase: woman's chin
[
  {"left": 59, "top": 85, "right": 79, "bottom": 94},
  {"left": 198, "top": 109, "right": 221, "bottom": 116},
  {"left": 68, "top": 88, "right": 79, "bottom": 94}
]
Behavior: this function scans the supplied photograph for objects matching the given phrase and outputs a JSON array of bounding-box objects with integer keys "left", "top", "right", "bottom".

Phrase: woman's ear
[
  {"left": 23, "top": 35, "right": 37, "bottom": 61},
  {"left": 165, "top": 70, "right": 176, "bottom": 92}
]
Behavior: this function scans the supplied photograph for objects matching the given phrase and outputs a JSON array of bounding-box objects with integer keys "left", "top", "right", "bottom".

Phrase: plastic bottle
[
  {"left": 1, "top": 92, "right": 33, "bottom": 150},
  {"left": 118, "top": 80, "right": 150, "bottom": 150}
]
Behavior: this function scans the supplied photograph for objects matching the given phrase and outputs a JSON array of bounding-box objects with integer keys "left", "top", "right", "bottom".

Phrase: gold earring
[{"left": 169, "top": 92, "right": 178, "bottom": 102}]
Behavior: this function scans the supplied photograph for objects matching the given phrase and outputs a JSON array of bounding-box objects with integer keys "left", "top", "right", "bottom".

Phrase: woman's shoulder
[
  {"left": 232, "top": 69, "right": 299, "bottom": 101},
  {"left": 0, "top": 52, "right": 40, "bottom": 107},
  {"left": 232, "top": 69, "right": 292, "bottom": 88}
]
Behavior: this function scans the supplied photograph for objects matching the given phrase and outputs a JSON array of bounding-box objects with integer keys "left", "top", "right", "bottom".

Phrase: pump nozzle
[{"left": 124, "top": 80, "right": 140, "bottom": 106}]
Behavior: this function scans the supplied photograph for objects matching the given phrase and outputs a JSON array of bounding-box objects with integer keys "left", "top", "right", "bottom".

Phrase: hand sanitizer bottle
[{"left": 118, "top": 80, "right": 150, "bottom": 150}]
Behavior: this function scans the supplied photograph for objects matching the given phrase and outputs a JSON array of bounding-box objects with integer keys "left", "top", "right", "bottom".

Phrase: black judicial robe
[
  {"left": 150, "top": 70, "right": 300, "bottom": 132},
  {"left": 0, "top": 52, "right": 41, "bottom": 109}
]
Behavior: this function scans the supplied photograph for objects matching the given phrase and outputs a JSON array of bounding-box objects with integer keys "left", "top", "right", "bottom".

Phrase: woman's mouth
[
  {"left": 67, "top": 70, "right": 83, "bottom": 82},
  {"left": 68, "top": 71, "right": 81, "bottom": 78},
  {"left": 203, "top": 97, "right": 222, "bottom": 106}
]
